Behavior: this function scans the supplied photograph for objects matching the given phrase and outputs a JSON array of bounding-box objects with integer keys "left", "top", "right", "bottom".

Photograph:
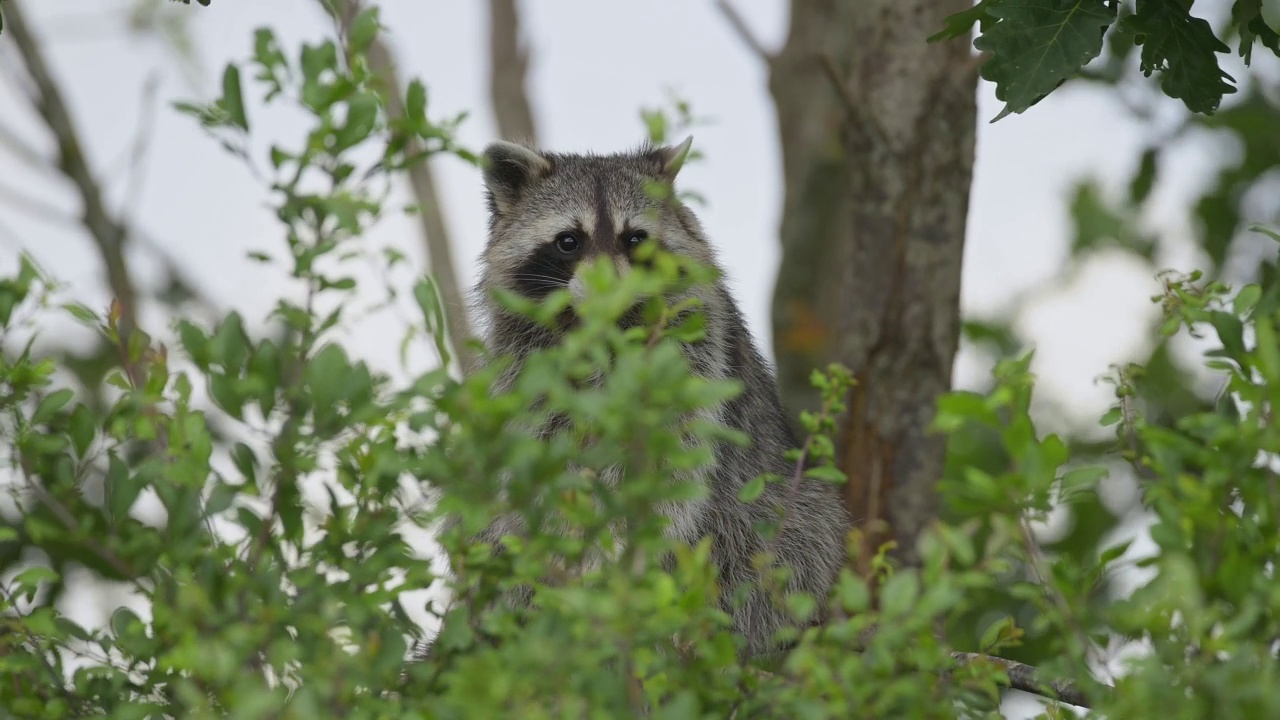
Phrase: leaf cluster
[{"left": 933, "top": 0, "right": 1280, "bottom": 120}]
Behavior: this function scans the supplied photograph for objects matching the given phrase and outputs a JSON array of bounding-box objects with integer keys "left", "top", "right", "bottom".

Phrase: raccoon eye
[
  {"left": 626, "top": 230, "right": 649, "bottom": 246},
  {"left": 554, "top": 232, "right": 580, "bottom": 254}
]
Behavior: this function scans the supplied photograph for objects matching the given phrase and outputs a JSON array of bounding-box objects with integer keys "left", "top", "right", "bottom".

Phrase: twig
[
  {"left": 0, "top": 118, "right": 53, "bottom": 175},
  {"left": 714, "top": 0, "right": 772, "bottom": 62},
  {"left": 816, "top": 52, "right": 894, "bottom": 153},
  {"left": 488, "top": 0, "right": 538, "bottom": 141},
  {"left": 5, "top": 0, "right": 141, "bottom": 337},
  {"left": 0, "top": 583, "right": 86, "bottom": 712},
  {"left": 113, "top": 71, "right": 162, "bottom": 220},
  {"left": 316, "top": 0, "right": 477, "bottom": 375},
  {"left": 0, "top": 181, "right": 222, "bottom": 319},
  {"left": 1017, "top": 517, "right": 1109, "bottom": 684},
  {"left": 0, "top": 179, "right": 77, "bottom": 227},
  {"left": 950, "top": 651, "right": 1095, "bottom": 708},
  {"left": 17, "top": 457, "right": 138, "bottom": 580}
]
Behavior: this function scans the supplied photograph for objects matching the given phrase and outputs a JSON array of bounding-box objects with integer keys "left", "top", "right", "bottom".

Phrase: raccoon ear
[
  {"left": 655, "top": 135, "right": 694, "bottom": 182},
  {"left": 482, "top": 140, "right": 552, "bottom": 214}
]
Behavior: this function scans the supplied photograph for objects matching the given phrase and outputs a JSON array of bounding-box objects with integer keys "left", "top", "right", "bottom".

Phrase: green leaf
[
  {"left": 879, "top": 571, "right": 920, "bottom": 618},
  {"left": 62, "top": 302, "right": 100, "bottom": 325},
  {"left": 220, "top": 64, "right": 249, "bottom": 130},
  {"left": 836, "top": 571, "right": 871, "bottom": 612},
  {"left": 1233, "top": 0, "right": 1280, "bottom": 64},
  {"left": 1210, "top": 310, "right": 1247, "bottom": 360},
  {"left": 335, "top": 92, "right": 380, "bottom": 151},
  {"left": 106, "top": 453, "right": 144, "bottom": 522},
  {"left": 68, "top": 403, "right": 96, "bottom": 457},
  {"left": 1250, "top": 224, "right": 1280, "bottom": 243},
  {"left": 979, "top": 616, "right": 1020, "bottom": 652},
  {"left": 738, "top": 475, "right": 766, "bottom": 503},
  {"left": 33, "top": 388, "right": 74, "bottom": 425},
  {"left": 231, "top": 442, "right": 259, "bottom": 487},
  {"left": 1128, "top": 146, "right": 1159, "bottom": 204},
  {"left": 209, "top": 312, "right": 249, "bottom": 371},
  {"left": 348, "top": 7, "right": 381, "bottom": 53},
  {"left": 929, "top": 0, "right": 997, "bottom": 42},
  {"left": 1069, "top": 180, "right": 1155, "bottom": 260},
  {"left": 974, "top": 0, "right": 1116, "bottom": 121},
  {"left": 413, "top": 277, "right": 453, "bottom": 368},
  {"left": 803, "top": 465, "right": 847, "bottom": 484},
  {"left": 1120, "top": 0, "right": 1236, "bottom": 114},
  {"left": 205, "top": 480, "right": 239, "bottom": 516},
  {"left": 1059, "top": 465, "right": 1108, "bottom": 497},
  {"left": 110, "top": 606, "right": 145, "bottom": 639},
  {"left": 14, "top": 566, "right": 59, "bottom": 602},
  {"left": 1233, "top": 283, "right": 1262, "bottom": 315},
  {"left": 406, "top": 79, "right": 428, "bottom": 126}
]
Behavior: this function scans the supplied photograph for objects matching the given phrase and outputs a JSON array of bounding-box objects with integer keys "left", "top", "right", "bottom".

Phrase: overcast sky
[{"left": 2, "top": 2, "right": 1271, "bottom": 715}]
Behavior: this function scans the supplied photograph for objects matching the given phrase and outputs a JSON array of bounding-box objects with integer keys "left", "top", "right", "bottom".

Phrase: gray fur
[{"left": 429, "top": 137, "right": 848, "bottom": 660}]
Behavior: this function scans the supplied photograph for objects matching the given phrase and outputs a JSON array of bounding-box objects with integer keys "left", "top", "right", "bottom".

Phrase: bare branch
[
  {"left": 816, "top": 52, "right": 894, "bottom": 154},
  {"left": 715, "top": 0, "right": 772, "bottom": 63},
  {"left": 316, "top": 0, "right": 477, "bottom": 374},
  {"left": 0, "top": 180, "right": 78, "bottom": 228},
  {"left": 488, "top": 0, "right": 538, "bottom": 141},
  {"left": 951, "top": 652, "right": 1096, "bottom": 708},
  {"left": 116, "top": 72, "right": 162, "bottom": 220},
  {"left": 0, "top": 118, "right": 54, "bottom": 176},
  {"left": 4, "top": 0, "right": 141, "bottom": 337}
]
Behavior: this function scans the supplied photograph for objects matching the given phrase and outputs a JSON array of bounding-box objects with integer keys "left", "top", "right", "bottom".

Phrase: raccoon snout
[{"left": 567, "top": 274, "right": 588, "bottom": 303}]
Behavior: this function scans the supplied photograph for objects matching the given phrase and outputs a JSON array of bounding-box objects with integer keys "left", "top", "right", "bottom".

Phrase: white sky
[{"left": 2, "top": 2, "right": 1275, "bottom": 716}]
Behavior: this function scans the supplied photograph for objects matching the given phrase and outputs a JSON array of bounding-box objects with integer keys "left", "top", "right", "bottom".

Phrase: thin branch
[
  {"left": 0, "top": 178, "right": 222, "bottom": 320},
  {"left": 17, "top": 457, "right": 138, "bottom": 580},
  {"left": 951, "top": 651, "right": 1095, "bottom": 709},
  {"left": 488, "top": 0, "right": 538, "bottom": 141},
  {"left": 316, "top": 0, "right": 477, "bottom": 375},
  {"left": 0, "top": 118, "right": 54, "bottom": 176},
  {"left": 817, "top": 52, "right": 894, "bottom": 153},
  {"left": 0, "top": 179, "right": 78, "bottom": 228},
  {"left": 111, "top": 71, "right": 163, "bottom": 221},
  {"left": 5, "top": 0, "right": 141, "bottom": 338},
  {"left": 714, "top": 0, "right": 772, "bottom": 63}
]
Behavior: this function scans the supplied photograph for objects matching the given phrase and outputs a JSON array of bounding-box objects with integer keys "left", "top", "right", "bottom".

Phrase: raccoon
[{"left": 426, "top": 137, "right": 848, "bottom": 660}]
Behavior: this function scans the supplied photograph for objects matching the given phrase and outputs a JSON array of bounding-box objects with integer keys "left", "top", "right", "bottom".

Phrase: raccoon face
[{"left": 477, "top": 136, "right": 713, "bottom": 311}]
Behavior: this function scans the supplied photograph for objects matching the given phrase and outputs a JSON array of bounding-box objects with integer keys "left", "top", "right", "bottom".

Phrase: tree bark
[
  {"left": 764, "top": 0, "right": 979, "bottom": 567},
  {"left": 487, "top": 0, "right": 538, "bottom": 142}
]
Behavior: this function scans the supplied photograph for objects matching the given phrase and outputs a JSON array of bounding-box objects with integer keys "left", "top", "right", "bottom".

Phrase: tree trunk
[
  {"left": 487, "top": 0, "right": 539, "bottom": 142},
  {"left": 766, "top": 0, "right": 978, "bottom": 567}
]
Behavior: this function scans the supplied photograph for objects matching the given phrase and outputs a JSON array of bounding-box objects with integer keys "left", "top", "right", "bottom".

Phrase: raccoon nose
[
  {"left": 567, "top": 274, "right": 587, "bottom": 303},
  {"left": 611, "top": 255, "right": 631, "bottom": 279}
]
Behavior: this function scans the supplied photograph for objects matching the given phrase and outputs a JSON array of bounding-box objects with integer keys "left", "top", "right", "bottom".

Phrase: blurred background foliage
[{"left": 942, "top": 0, "right": 1280, "bottom": 675}]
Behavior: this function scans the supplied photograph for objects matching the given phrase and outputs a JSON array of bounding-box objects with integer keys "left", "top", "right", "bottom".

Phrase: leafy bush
[{"left": 4, "top": 9, "right": 1280, "bottom": 720}]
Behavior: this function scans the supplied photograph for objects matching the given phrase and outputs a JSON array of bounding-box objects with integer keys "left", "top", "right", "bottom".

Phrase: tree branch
[
  {"left": 488, "top": 0, "right": 538, "bottom": 142},
  {"left": 0, "top": 118, "right": 54, "bottom": 175},
  {"left": 950, "top": 651, "right": 1095, "bottom": 708},
  {"left": 4, "top": 0, "right": 141, "bottom": 338},
  {"left": 317, "top": 0, "right": 477, "bottom": 375},
  {"left": 715, "top": 0, "right": 772, "bottom": 63}
]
